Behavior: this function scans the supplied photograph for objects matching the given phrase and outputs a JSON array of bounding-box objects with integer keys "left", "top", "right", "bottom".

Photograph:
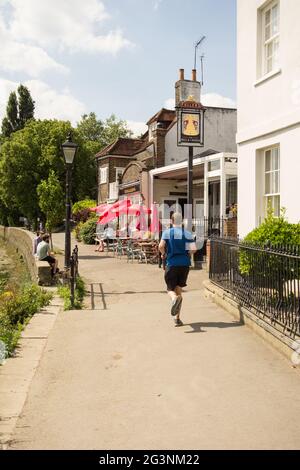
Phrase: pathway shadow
[
  {"left": 79, "top": 255, "right": 112, "bottom": 260},
  {"left": 185, "top": 320, "right": 243, "bottom": 334},
  {"left": 103, "top": 290, "right": 167, "bottom": 295},
  {"left": 185, "top": 307, "right": 245, "bottom": 334}
]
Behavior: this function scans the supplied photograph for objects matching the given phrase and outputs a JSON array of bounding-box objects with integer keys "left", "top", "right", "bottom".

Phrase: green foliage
[
  {"left": 0, "top": 119, "right": 97, "bottom": 226},
  {"left": 0, "top": 271, "right": 10, "bottom": 293},
  {"left": 72, "top": 199, "right": 97, "bottom": 224},
  {"left": 6, "top": 92, "right": 19, "bottom": 134},
  {"left": 79, "top": 218, "right": 97, "bottom": 244},
  {"left": 74, "top": 221, "right": 84, "bottom": 242},
  {"left": 1, "top": 117, "right": 13, "bottom": 139},
  {"left": 37, "top": 170, "right": 64, "bottom": 233},
  {"left": 243, "top": 208, "right": 300, "bottom": 247},
  {"left": 77, "top": 112, "right": 104, "bottom": 142},
  {"left": 0, "top": 284, "right": 52, "bottom": 356},
  {"left": 58, "top": 276, "right": 86, "bottom": 310},
  {"left": 77, "top": 112, "right": 132, "bottom": 150},
  {"left": 101, "top": 114, "right": 133, "bottom": 147},
  {"left": 0, "top": 107, "right": 131, "bottom": 228},
  {"left": 239, "top": 209, "right": 300, "bottom": 279},
  {"left": 72, "top": 199, "right": 96, "bottom": 215},
  {"left": 1, "top": 86, "right": 35, "bottom": 138},
  {"left": 18, "top": 85, "right": 35, "bottom": 128}
]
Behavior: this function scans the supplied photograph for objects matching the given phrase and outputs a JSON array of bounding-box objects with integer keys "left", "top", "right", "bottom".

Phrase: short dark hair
[{"left": 42, "top": 234, "right": 50, "bottom": 242}]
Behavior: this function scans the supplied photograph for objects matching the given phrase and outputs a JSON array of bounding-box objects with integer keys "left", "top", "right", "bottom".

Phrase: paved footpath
[{"left": 8, "top": 234, "right": 300, "bottom": 450}]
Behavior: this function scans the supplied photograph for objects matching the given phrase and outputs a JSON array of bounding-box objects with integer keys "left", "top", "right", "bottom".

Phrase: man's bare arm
[{"left": 159, "top": 239, "right": 166, "bottom": 255}]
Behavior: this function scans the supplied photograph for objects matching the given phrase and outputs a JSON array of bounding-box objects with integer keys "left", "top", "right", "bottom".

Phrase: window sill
[{"left": 254, "top": 68, "right": 282, "bottom": 87}]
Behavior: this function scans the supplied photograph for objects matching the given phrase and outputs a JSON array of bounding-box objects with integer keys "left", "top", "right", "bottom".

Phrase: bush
[
  {"left": 72, "top": 199, "right": 96, "bottom": 223},
  {"left": 239, "top": 209, "right": 300, "bottom": 282},
  {"left": 0, "top": 284, "right": 53, "bottom": 356},
  {"left": 79, "top": 218, "right": 97, "bottom": 244},
  {"left": 74, "top": 221, "right": 84, "bottom": 242},
  {"left": 243, "top": 209, "right": 300, "bottom": 247}
]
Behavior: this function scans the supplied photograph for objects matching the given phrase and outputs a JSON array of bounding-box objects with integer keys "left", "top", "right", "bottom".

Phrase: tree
[
  {"left": 76, "top": 112, "right": 133, "bottom": 151},
  {"left": 18, "top": 85, "right": 35, "bottom": 128},
  {"left": 2, "top": 92, "right": 19, "bottom": 137},
  {"left": 1, "top": 86, "right": 35, "bottom": 138},
  {"left": 37, "top": 170, "right": 64, "bottom": 246},
  {"left": 1, "top": 117, "right": 13, "bottom": 139},
  {"left": 101, "top": 114, "right": 133, "bottom": 148},
  {"left": 77, "top": 112, "right": 104, "bottom": 142},
  {"left": 0, "top": 119, "right": 97, "bottom": 226}
]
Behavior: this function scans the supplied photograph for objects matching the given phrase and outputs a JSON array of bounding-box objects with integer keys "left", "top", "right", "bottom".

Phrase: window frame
[
  {"left": 262, "top": 0, "right": 280, "bottom": 76},
  {"left": 264, "top": 145, "right": 280, "bottom": 216},
  {"left": 99, "top": 166, "right": 108, "bottom": 185},
  {"left": 115, "top": 167, "right": 124, "bottom": 182}
]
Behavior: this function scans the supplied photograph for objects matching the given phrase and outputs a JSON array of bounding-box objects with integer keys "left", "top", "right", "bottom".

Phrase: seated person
[
  {"left": 95, "top": 225, "right": 106, "bottom": 252},
  {"left": 33, "top": 231, "right": 43, "bottom": 255},
  {"left": 37, "top": 234, "right": 59, "bottom": 276}
]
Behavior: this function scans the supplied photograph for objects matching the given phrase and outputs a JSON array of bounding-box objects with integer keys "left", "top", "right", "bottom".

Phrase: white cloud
[
  {"left": 164, "top": 98, "right": 175, "bottom": 109},
  {"left": 0, "top": 10, "right": 68, "bottom": 77},
  {"left": 126, "top": 120, "right": 147, "bottom": 137},
  {"left": 0, "top": 78, "right": 86, "bottom": 125},
  {"left": 164, "top": 93, "right": 236, "bottom": 110},
  {"left": 8, "top": 0, "right": 133, "bottom": 55},
  {"left": 202, "top": 93, "right": 236, "bottom": 109}
]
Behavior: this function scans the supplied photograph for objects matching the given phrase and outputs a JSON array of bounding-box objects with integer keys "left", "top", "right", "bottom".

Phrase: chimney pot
[
  {"left": 179, "top": 68, "right": 184, "bottom": 80},
  {"left": 192, "top": 69, "right": 197, "bottom": 81}
]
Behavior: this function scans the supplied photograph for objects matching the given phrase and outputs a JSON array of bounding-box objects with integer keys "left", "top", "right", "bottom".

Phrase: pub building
[{"left": 95, "top": 69, "right": 238, "bottom": 236}]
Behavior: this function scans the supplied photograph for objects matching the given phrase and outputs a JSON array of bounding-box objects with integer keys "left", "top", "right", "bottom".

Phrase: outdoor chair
[
  {"left": 114, "top": 239, "right": 124, "bottom": 259},
  {"left": 126, "top": 240, "right": 142, "bottom": 263}
]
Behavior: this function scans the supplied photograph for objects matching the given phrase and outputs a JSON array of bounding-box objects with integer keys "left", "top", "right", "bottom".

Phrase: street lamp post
[{"left": 62, "top": 132, "right": 78, "bottom": 269}]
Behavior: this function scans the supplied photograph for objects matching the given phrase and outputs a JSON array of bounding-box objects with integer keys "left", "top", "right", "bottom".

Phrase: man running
[{"left": 159, "top": 212, "right": 197, "bottom": 327}]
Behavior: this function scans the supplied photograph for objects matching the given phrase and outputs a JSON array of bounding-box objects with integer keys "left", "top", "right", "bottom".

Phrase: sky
[{"left": 0, "top": 0, "right": 236, "bottom": 136}]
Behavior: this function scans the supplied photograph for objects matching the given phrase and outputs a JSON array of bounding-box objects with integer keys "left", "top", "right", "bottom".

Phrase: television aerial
[{"left": 194, "top": 36, "right": 206, "bottom": 85}]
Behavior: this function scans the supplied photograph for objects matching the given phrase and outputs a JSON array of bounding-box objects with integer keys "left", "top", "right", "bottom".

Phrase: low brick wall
[{"left": 0, "top": 226, "right": 52, "bottom": 285}]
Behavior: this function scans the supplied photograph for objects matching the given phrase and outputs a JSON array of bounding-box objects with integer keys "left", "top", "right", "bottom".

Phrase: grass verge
[{"left": 58, "top": 276, "right": 86, "bottom": 310}]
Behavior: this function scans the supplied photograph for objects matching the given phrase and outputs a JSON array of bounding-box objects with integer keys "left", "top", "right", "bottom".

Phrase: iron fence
[
  {"left": 209, "top": 237, "right": 300, "bottom": 339},
  {"left": 193, "top": 217, "right": 225, "bottom": 239},
  {"left": 70, "top": 245, "right": 79, "bottom": 307}
]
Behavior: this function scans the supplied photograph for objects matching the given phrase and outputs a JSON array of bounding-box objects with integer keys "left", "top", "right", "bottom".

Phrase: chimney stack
[{"left": 175, "top": 67, "right": 201, "bottom": 106}]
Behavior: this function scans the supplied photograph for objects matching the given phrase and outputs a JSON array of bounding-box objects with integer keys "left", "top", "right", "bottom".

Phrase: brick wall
[
  {"left": 152, "top": 128, "right": 167, "bottom": 168},
  {"left": 224, "top": 218, "right": 238, "bottom": 238},
  {"left": 109, "top": 157, "right": 132, "bottom": 182}
]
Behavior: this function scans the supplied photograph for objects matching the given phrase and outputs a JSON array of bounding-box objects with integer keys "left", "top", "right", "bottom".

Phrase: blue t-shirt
[{"left": 161, "top": 227, "right": 195, "bottom": 267}]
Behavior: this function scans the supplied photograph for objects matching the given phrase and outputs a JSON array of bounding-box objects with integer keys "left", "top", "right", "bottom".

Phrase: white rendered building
[{"left": 237, "top": 0, "right": 300, "bottom": 237}]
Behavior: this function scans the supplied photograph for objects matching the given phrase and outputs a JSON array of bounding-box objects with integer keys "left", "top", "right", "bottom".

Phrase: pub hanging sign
[{"left": 176, "top": 97, "right": 205, "bottom": 147}]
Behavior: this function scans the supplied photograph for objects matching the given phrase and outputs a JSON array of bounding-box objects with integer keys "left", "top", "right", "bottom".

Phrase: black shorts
[
  {"left": 41, "top": 255, "right": 56, "bottom": 264},
  {"left": 164, "top": 266, "right": 190, "bottom": 292}
]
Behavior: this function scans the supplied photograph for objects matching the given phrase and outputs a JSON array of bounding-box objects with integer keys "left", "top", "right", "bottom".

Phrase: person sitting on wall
[
  {"left": 37, "top": 234, "right": 59, "bottom": 276},
  {"left": 33, "top": 231, "right": 44, "bottom": 255}
]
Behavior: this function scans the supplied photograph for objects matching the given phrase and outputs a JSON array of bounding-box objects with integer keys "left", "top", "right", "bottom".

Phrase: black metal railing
[
  {"left": 193, "top": 217, "right": 225, "bottom": 238},
  {"left": 69, "top": 245, "right": 79, "bottom": 307},
  {"left": 209, "top": 237, "right": 300, "bottom": 339}
]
